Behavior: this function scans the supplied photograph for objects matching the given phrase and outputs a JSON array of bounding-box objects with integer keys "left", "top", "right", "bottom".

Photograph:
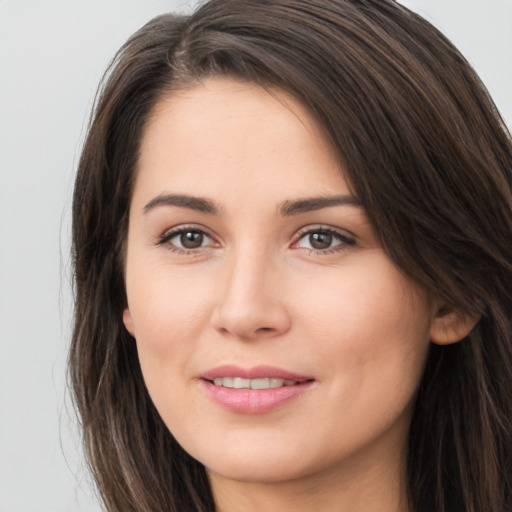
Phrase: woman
[{"left": 70, "top": 0, "right": 512, "bottom": 511}]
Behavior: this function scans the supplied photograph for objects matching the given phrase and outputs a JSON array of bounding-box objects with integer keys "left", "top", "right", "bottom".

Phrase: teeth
[
  {"left": 234, "top": 377, "right": 250, "bottom": 389},
  {"left": 212, "top": 377, "right": 298, "bottom": 389},
  {"left": 270, "top": 378, "right": 285, "bottom": 388}
]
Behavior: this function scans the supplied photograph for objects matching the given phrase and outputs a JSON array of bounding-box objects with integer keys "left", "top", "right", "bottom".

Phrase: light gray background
[{"left": 0, "top": 1, "right": 510, "bottom": 511}]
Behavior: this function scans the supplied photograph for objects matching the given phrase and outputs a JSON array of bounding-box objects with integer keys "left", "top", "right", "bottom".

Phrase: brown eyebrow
[
  {"left": 143, "top": 194, "right": 219, "bottom": 215},
  {"left": 143, "top": 193, "right": 361, "bottom": 216},
  {"left": 279, "top": 195, "right": 362, "bottom": 216}
]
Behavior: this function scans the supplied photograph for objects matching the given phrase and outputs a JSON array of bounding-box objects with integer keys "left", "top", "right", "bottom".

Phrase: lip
[
  {"left": 200, "top": 365, "right": 314, "bottom": 414},
  {"left": 200, "top": 364, "right": 312, "bottom": 382}
]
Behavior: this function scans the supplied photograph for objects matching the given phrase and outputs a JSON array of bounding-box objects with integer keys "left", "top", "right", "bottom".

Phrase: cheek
[
  {"left": 295, "top": 259, "right": 432, "bottom": 383},
  {"left": 125, "top": 264, "right": 215, "bottom": 382},
  {"left": 287, "top": 264, "right": 432, "bottom": 459}
]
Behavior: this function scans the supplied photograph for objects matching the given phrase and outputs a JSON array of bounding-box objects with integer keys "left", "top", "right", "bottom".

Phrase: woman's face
[{"left": 123, "top": 78, "right": 435, "bottom": 488}]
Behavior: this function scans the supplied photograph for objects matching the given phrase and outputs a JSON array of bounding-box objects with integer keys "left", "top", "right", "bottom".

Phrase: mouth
[
  {"left": 200, "top": 364, "right": 313, "bottom": 386},
  {"left": 211, "top": 377, "right": 301, "bottom": 389},
  {"left": 200, "top": 365, "right": 314, "bottom": 414}
]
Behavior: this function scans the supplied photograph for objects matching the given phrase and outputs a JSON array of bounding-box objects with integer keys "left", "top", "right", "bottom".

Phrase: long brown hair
[{"left": 70, "top": 1, "right": 512, "bottom": 511}]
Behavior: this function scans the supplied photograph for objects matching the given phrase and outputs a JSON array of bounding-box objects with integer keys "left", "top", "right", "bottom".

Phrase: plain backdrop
[{"left": 0, "top": 1, "right": 510, "bottom": 511}]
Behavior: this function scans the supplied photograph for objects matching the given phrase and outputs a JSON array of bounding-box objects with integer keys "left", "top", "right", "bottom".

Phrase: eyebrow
[
  {"left": 280, "top": 195, "right": 362, "bottom": 216},
  {"left": 144, "top": 194, "right": 219, "bottom": 214},
  {"left": 143, "top": 193, "right": 361, "bottom": 216}
]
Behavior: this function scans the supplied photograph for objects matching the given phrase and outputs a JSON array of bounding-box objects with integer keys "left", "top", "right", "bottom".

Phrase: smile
[
  {"left": 200, "top": 366, "right": 314, "bottom": 414},
  {"left": 212, "top": 377, "right": 299, "bottom": 389}
]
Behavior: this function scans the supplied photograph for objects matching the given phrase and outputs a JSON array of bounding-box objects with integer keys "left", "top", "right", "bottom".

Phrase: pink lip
[
  {"left": 200, "top": 364, "right": 312, "bottom": 382},
  {"left": 199, "top": 365, "right": 314, "bottom": 414}
]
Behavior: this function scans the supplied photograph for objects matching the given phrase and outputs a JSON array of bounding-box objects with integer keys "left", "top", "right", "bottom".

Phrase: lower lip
[{"left": 201, "top": 380, "right": 313, "bottom": 414}]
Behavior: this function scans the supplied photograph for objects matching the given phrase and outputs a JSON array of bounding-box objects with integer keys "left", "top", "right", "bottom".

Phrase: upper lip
[{"left": 200, "top": 365, "right": 313, "bottom": 382}]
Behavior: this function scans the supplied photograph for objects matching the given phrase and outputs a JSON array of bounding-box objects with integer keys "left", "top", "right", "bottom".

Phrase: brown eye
[
  {"left": 180, "top": 231, "right": 204, "bottom": 249},
  {"left": 294, "top": 227, "right": 355, "bottom": 253},
  {"left": 160, "top": 227, "right": 214, "bottom": 252},
  {"left": 309, "top": 232, "right": 332, "bottom": 250}
]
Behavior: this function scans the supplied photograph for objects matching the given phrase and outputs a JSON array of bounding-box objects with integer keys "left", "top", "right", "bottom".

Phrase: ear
[
  {"left": 123, "top": 307, "right": 135, "bottom": 337},
  {"left": 429, "top": 304, "right": 480, "bottom": 345}
]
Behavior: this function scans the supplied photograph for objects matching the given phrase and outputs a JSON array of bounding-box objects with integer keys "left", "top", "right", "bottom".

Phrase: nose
[{"left": 211, "top": 250, "right": 291, "bottom": 341}]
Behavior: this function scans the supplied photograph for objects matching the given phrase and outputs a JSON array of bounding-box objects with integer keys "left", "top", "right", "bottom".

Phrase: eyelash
[
  {"left": 157, "top": 225, "right": 356, "bottom": 256},
  {"left": 157, "top": 225, "right": 217, "bottom": 256},
  {"left": 291, "top": 226, "right": 356, "bottom": 255}
]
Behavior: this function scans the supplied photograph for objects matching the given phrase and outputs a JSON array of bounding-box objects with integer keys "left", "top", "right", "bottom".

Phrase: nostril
[{"left": 211, "top": 297, "right": 291, "bottom": 339}]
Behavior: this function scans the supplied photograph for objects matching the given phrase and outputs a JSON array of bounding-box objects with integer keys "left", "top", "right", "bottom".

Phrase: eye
[
  {"left": 174, "top": 230, "right": 208, "bottom": 249},
  {"left": 158, "top": 226, "right": 216, "bottom": 253},
  {"left": 293, "top": 227, "right": 355, "bottom": 253}
]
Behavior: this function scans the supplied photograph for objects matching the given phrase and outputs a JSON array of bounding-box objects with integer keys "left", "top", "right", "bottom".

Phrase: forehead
[{"left": 134, "top": 77, "right": 349, "bottom": 208}]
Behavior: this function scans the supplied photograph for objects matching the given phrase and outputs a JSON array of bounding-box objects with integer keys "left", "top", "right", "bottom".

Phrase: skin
[{"left": 122, "top": 78, "right": 470, "bottom": 512}]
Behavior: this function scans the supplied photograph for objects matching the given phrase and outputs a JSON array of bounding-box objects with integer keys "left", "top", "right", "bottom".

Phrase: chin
[
  {"left": 205, "top": 458, "right": 312, "bottom": 485},
  {"left": 185, "top": 437, "right": 326, "bottom": 485}
]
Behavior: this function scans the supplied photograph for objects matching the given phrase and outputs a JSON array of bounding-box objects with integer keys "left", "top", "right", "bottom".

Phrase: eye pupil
[
  {"left": 180, "top": 231, "right": 204, "bottom": 249},
  {"left": 310, "top": 232, "right": 332, "bottom": 249}
]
